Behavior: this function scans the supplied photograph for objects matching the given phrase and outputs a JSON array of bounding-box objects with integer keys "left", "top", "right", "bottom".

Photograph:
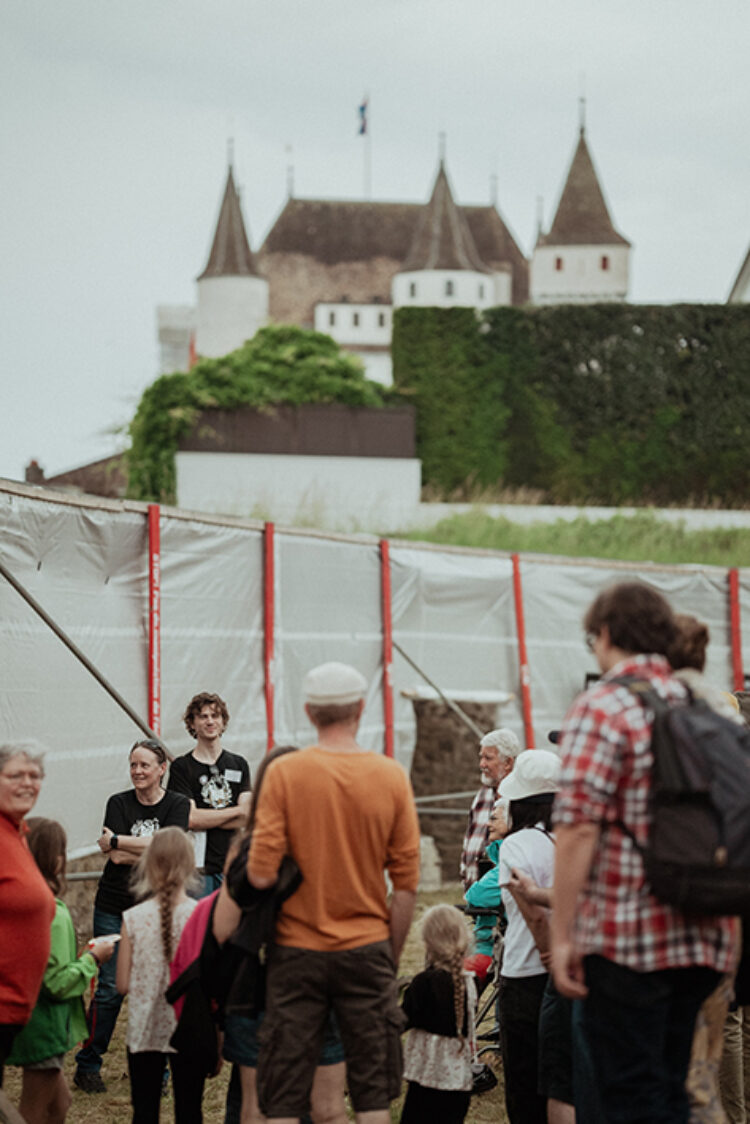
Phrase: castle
[{"left": 157, "top": 120, "right": 631, "bottom": 384}]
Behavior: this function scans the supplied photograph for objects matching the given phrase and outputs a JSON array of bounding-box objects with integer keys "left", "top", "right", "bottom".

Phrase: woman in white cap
[{"left": 496, "top": 748, "right": 560, "bottom": 1124}]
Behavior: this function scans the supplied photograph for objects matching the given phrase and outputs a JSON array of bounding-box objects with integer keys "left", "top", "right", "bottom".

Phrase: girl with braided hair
[
  {"left": 400, "top": 904, "right": 476, "bottom": 1124},
  {"left": 117, "top": 826, "right": 198, "bottom": 1123}
]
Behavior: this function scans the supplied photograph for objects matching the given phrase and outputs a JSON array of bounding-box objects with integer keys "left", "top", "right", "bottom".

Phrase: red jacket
[{"left": 0, "top": 812, "right": 56, "bottom": 1024}]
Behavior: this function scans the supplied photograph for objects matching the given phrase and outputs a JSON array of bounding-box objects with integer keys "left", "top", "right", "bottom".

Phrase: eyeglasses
[
  {"left": 0, "top": 769, "right": 43, "bottom": 784},
  {"left": 585, "top": 632, "right": 598, "bottom": 652}
]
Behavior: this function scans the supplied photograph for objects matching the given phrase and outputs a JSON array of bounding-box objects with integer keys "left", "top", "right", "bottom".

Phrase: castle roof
[
  {"left": 538, "top": 128, "right": 630, "bottom": 248},
  {"left": 401, "top": 161, "right": 489, "bottom": 273},
  {"left": 260, "top": 197, "right": 422, "bottom": 264},
  {"left": 198, "top": 166, "right": 261, "bottom": 280},
  {"left": 257, "top": 192, "right": 529, "bottom": 322},
  {"left": 728, "top": 243, "right": 750, "bottom": 303}
]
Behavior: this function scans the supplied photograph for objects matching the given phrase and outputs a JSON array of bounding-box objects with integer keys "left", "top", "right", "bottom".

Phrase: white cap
[
  {"left": 304, "top": 662, "right": 368, "bottom": 706},
  {"left": 498, "top": 749, "right": 560, "bottom": 801}
]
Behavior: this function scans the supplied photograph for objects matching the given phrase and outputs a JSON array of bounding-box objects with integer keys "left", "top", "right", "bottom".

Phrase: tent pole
[
  {"left": 392, "top": 640, "right": 485, "bottom": 739},
  {"left": 0, "top": 557, "right": 165, "bottom": 752}
]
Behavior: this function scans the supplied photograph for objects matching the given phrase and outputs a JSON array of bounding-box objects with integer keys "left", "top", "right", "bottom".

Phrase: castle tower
[
  {"left": 194, "top": 164, "right": 269, "bottom": 358},
  {"left": 530, "top": 121, "right": 630, "bottom": 305},
  {"left": 392, "top": 160, "right": 493, "bottom": 310}
]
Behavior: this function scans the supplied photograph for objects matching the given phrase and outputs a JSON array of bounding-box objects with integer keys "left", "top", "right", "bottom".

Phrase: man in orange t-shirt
[{"left": 248, "top": 662, "right": 420, "bottom": 1124}]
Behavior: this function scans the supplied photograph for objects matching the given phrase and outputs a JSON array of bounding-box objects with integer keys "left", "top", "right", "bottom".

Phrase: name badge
[{"left": 225, "top": 769, "right": 242, "bottom": 783}]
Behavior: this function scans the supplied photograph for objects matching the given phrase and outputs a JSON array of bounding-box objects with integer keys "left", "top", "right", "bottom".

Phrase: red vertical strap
[
  {"left": 729, "top": 567, "right": 744, "bottom": 692},
  {"left": 147, "top": 504, "right": 161, "bottom": 735},
  {"left": 511, "top": 553, "right": 535, "bottom": 748},
  {"left": 380, "top": 538, "right": 395, "bottom": 758},
  {"left": 264, "top": 522, "right": 276, "bottom": 753}
]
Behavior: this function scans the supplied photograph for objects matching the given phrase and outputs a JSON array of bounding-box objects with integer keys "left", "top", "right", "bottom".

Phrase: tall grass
[{"left": 400, "top": 511, "right": 750, "bottom": 567}]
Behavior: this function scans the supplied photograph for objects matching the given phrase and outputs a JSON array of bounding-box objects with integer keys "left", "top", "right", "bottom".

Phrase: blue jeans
[
  {"left": 573, "top": 954, "right": 720, "bottom": 1124},
  {"left": 75, "top": 909, "right": 123, "bottom": 1075},
  {"left": 200, "top": 871, "right": 224, "bottom": 898}
]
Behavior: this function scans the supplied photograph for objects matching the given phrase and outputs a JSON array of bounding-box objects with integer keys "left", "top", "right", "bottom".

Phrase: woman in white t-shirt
[{"left": 497, "top": 749, "right": 561, "bottom": 1124}]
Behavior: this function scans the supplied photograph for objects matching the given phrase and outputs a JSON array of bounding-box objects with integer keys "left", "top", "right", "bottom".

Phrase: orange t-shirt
[{"left": 248, "top": 746, "right": 420, "bottom": 951}]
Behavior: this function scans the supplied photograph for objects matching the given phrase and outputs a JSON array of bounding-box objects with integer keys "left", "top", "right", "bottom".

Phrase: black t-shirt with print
[
  {"left": 166, "top": 749, "right": 251, "bottom": 875},
  {"left": 94, "top": 787, "right": 190, "bottom": 917}
]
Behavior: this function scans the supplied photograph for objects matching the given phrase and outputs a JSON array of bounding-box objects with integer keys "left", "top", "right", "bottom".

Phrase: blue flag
[{"left": 358, "top": 98, "right": 368, "bottom": 136}]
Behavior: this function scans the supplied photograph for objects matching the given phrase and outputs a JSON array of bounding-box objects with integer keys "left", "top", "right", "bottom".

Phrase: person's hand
[
  {"left": 551, "top": 939, "right": 588, "bottom": 999},
  {"left": 237, "top": 790, "right": 251, "bottom": 812},
  {"left": 507, "top": 867, "right": 538, "bottom": 902},
  {"left": 97, "top": 827, "right": 114, "bottom": 853},
  {"left": 88, "top": 936, "right": 118, "bottom": 964}
]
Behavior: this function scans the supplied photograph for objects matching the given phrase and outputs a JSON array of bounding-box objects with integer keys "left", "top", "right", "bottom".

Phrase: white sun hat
[{"left": 498, "top": 749, "right": 561, "bottom": 801}]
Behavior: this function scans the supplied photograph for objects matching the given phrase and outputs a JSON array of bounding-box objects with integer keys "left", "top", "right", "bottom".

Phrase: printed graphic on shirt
[
  {"left": 129, "top": 817, "right": 161, "bottom": 837},
  {"left": 199, "top": 771, "right": 233, "bottom": 809}
]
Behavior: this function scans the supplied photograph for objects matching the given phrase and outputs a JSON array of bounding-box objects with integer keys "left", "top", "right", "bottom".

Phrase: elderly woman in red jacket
[{"left": 0, "top": 743, "right": 55, "bottom": 1084}]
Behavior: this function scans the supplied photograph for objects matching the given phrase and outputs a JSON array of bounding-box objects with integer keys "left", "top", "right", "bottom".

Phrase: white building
[
  {"left": 530, "top": 125, "right": 630, "bottom": 305},
  {"left": 158, "top": 120, "right": 631, "bottom": 380}
]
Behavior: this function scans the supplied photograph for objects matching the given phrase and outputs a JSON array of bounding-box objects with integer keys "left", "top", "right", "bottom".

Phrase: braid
[
  {"left": 157, "top": 884, "right": 175, "bottom": 963},
  {"left": 450, "top": 949, "right": 466, "bottom": 1035}
]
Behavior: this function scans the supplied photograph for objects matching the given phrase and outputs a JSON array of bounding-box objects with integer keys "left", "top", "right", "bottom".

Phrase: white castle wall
[
  {"left": 392, "top": 269, "right": 494, "bottom": 309},
  {"left": 195, "top": 275, "right": 269, "bottom": 358},
  {"left": 176, "top": 451, "right": 421, "bottom": 531},
  {"left": 314, "top": 302, "right": 392, "bottom": 346},
  {"left": 531, "top": 244, "right": 629, "bottom": 304}
]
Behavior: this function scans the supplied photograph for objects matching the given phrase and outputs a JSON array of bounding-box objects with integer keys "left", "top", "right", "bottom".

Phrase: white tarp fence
[{"left": 1, "top": 480, "right": 748, "bottom": 857}]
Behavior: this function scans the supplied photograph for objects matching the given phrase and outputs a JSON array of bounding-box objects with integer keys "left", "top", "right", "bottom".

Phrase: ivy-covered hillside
[{"left": 127, "top": 325, "right": 395, "bottom": 503}]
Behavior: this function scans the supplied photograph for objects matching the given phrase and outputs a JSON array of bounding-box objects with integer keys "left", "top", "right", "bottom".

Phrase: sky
[{"left": 1, "top": 0, "right": 748, "bottom": 482}]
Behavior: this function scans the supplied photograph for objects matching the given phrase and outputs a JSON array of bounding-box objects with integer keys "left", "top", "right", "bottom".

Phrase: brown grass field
[{"left": 3, "top": 886, "right": 507, "bottom": 1123}]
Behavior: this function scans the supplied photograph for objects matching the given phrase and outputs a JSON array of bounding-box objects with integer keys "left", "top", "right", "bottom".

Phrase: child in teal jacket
[{"left": 7, "top": 819, "right": 116, "bottom": 1124}]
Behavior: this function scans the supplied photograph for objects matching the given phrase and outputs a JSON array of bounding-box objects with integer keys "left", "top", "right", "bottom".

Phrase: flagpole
[{"left": 365, "top": 128, "right": 371, "bottom": 199}]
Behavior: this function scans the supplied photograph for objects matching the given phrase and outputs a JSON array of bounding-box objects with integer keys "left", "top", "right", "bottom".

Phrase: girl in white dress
[
  {"left": 400, "top": 905, "right": 476, "bottom": 1124},
  {"left": 116, "top": 826, "right": 197, "bottom": 1124}
]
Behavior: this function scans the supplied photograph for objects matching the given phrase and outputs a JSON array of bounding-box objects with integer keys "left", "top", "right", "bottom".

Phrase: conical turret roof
[
  {"left": 198, "top": 166, "right": 261, "bottom": 279},
  {"left": 402, "top": 161, "right": 489, "bottom": 272},
  {"left": 538, "top": 128, "right": 629, "bottom": 247}
]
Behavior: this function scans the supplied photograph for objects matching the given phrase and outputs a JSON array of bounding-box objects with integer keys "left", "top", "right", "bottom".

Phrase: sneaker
[{"left": 74, "top": 1071, "right": 107, "bottom": 1094}]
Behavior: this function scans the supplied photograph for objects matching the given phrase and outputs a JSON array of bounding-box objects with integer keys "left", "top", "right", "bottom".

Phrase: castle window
[
  {"left": 555, "top": 257, "right": 563, "bottom": 272},
  {"left": 601, "top": 255, "right": 610, "bottom": 271},
  {"left": 445, "top": 279, "right": 454, "bottom": 297},
  {"left": 328, "top": 311, "right": 336, "bottom": 327},
  {"left": 479, "top": 284, "right": 485, "bottom": 299},
  {"left": 409, "top": 282, "right": 417, "bottom": 298},
  {"left": 352, "top": 312, "right": 360, "bottom": 327},
  {"left": 378, "top": 312, "right": 386, "bottom": 327}
]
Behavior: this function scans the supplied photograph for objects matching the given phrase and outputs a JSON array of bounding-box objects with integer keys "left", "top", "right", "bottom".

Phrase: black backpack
[{"left": 614, "top": 676, "right": 750, "bottom": 916}]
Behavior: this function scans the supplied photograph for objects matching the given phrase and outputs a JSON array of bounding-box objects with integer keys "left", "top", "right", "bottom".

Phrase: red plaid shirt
[
  {"left": 460, "top": 784, "right": 496, "bottom": 889},
  {"left": 553, "top": 654, "right": 738, "bottom": 974}
]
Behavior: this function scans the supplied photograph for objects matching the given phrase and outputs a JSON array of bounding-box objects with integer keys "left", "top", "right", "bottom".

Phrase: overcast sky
[{"left": 1, "top": 0, "right": 748, "bottom": 481}]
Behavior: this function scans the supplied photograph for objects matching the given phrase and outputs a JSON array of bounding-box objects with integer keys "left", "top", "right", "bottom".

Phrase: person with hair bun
[
  {"left": 74, "top": 739, "right": 190, "bottom": 1094},
  {"left": 117, "top": 826, "right": 199, "bottom": 1124},
  {"left": 400, "top": 904, "right": 476, "bottom": 1124}
]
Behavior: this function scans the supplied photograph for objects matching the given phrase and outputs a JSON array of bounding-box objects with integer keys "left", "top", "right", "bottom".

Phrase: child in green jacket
[{"left": 7, "top": 819, "right": 117, "bottom": 1124}]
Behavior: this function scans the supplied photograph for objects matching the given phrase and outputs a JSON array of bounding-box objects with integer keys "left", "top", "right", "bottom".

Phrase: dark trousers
[
  {"left": 499, "top": 973, "right": 548, "bottom": 1124},
  {"left": 75, "top": 908, "right": 123, "bottom": 1074},
  {"left": 574, "top": 954, "right": 720, "bottom": 1124},
  {"left": 400, "top": 1081, "right": 470, "bottom": 1123},
  {"left": 127, "top": 1050, "right": 205, "bottom": 1124},
  {"left": 0, "top": 1024, "right": 20, "bottom": 1088}
]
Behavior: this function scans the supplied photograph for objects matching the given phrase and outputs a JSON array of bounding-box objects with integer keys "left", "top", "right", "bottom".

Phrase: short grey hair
[
  {"left": 0, "top": 742, "right": 46, "bottom": 777},
  {"left": 479, "top": 728, "right": 521, "bottom": 762}
]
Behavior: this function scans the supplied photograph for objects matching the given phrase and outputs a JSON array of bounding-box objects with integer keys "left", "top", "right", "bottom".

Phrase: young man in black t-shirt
[{"left": 167, "top": 692, "right": 251, "bottom": 896}]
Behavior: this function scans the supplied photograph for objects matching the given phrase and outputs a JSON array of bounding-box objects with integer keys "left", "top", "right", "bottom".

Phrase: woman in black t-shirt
[{"left": 73, "top": 740, "right": 190, "bottom": 1094}]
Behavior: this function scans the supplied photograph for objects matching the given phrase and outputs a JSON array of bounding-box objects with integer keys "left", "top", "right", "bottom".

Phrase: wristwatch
[{"left": 110, "top": 834, "right": 119, "bottom": 850}]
